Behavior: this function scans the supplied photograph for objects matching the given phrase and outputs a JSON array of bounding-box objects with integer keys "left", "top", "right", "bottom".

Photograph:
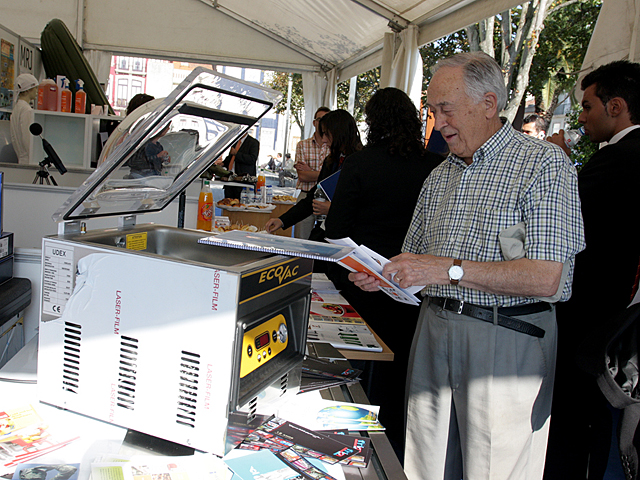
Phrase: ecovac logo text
[{"left": 259, "top": 264, "right": 299, "bottom": 285}]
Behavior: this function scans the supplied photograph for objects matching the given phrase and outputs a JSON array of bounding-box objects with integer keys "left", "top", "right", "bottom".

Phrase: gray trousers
[
  {"left": 293, "top": 191, "right": 315, "bottom": 239},
  {"left": 404, "top": 300, "right": 557, "bottom": 480}
]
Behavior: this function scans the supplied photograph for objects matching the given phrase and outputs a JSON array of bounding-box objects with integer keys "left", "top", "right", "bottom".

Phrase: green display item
[{"left": 40, "top": 18, "right": 114, "bottom": 115}]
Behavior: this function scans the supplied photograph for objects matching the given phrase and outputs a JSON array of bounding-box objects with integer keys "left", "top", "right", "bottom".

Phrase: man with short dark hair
[
  {"left": 545, "top": 60, "right": 640, "bottom": 479},
  {"left": 521, "top": 113, "right": 546, "bottom": 139},
  {"left": 350, "top": 52, "right": 585, "bottom": 479},
  {"left": 292, "top": 106, "right": 330, "bottom": 238}
]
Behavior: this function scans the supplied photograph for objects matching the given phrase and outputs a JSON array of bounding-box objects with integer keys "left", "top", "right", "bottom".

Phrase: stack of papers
[
  {"left": 232, "top": 416, "right": 371, "bottom": 476},
  {"left": 300, "top": 356, "right": 362, "bottom": 393}
]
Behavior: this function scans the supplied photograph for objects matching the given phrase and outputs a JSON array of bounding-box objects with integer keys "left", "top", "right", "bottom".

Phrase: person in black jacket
[
  {"left": 265, "top": 109, "right": 362, "bottom": 238},
  {"left": 215, "top": 133, "right": 260, "bottom": 199},
  {"left": 545, "top": 60, "right": 640, "bottom": 480},
  {"left": 324, "top": 88, "right": 443, "bottom": 462}
]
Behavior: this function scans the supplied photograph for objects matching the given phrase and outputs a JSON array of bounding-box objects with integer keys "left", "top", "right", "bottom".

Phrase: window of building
[
  {"left": 117, "top": 78, "right": 128, "bottom": 108},
  {"left": 131, "top": 79, "right": 143, "bottom": 97},
  {"left": 133, "top": 58, "right": 144, "bottom": 72},
  {"left": 119, "top": 57, "right": 129, "bottom": 70}
]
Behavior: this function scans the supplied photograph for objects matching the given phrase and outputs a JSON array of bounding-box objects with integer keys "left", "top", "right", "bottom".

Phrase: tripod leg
[{"left": 50, "top": 176, "right": 57, "bottom": 186}]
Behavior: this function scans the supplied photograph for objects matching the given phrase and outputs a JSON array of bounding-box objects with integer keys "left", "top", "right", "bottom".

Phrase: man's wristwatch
[{"left": 448, "top": 259, "right": 464, "bottom": 285}]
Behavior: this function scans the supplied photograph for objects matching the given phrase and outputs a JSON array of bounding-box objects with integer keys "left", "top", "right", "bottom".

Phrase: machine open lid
[{"left": 52, "top": 67, "right": 282, "bottom": 222}]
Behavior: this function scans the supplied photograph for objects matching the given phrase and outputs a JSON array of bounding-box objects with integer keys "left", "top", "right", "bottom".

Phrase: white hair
[{"left": 434, "top": 52, "right": 507, "bottom": 111}]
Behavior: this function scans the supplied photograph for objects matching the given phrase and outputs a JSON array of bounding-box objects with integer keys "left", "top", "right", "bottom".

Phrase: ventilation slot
[
  {"left": 62, "top": 322, "right": 82, "bottom": 393},
  {"left": 117, "top": 336, "right": 139, "bottom": 410},
  {"left": 279, "top": 372, "right": 289, "bottom": 396},
  {"left": 176, "top": 351, "right": 200, "bottom": 428},
  {"left": 247, "top": 397, "right": 258, "bottom": 423}
]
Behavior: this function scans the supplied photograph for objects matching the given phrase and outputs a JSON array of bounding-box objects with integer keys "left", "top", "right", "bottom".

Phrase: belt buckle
[{"left": 443, "top": 298, "right": 464, "bottom": 315}]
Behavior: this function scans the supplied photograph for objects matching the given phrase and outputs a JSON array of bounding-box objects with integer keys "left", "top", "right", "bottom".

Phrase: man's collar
[
  {"left": 448, "top": 118, "right": 513, "bottom": 167},
  {"left": 609, "top": 125, "right": 640, "bottom": 145}
]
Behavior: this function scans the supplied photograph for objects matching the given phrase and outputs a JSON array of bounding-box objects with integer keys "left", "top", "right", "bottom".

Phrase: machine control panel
[{"left": 240, "top": 314, "right": 289, "bottom": 378}]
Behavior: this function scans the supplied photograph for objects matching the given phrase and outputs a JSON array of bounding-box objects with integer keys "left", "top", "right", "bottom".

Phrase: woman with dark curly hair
[
  {"left": 265, "top": 109, "right": 362, "bottom": 240},
  {"left": 324, "top": 87, "right": 443, "bottom": 462}
]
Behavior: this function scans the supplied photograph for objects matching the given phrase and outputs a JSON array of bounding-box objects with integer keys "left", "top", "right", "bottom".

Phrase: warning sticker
[{"left": 126, "top": 232, "right": 147, "bottom": 251}]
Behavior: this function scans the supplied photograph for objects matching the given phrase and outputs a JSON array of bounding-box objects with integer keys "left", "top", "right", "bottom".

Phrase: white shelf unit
[{"left": 30, "top": 110, "right": 120, "bottom": 169}]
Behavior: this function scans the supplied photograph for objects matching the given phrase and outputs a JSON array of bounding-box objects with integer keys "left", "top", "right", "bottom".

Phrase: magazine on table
[
  {"left": 325, "top": 237, "right": 424, "bottom": 306},
  {"left": 0, "top": 405, "right": 79, "bottom": 477}
]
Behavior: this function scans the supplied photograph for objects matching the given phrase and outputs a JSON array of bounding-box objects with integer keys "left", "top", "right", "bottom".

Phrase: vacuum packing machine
[{"left": 37, "top": 68, "right": 312, "bottom": 456}]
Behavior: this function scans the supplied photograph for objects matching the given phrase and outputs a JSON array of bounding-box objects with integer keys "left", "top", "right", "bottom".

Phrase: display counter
[{"left": 0, "top": 337, "right": 407, "bottom": 480}]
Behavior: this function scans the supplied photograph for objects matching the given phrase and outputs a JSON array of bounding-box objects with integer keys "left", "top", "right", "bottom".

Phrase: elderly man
[
  {"left": 351, "top": 52, "right": 585, "bottom": 479},
  {"left": 521, "top": 113, "right": 546, "bottom": 139},
  {"left": 292, "top": 106, "right": 330, "bottom": 239}
]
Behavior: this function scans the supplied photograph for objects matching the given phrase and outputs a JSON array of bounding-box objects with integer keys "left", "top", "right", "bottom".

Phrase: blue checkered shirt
[{"left": 404, "top": 120, "right": 585, "bottom": 306}]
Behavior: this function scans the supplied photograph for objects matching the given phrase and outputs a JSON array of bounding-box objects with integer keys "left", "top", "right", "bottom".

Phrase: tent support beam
[
  {"left": 346, "top": 0, "right": 410, "bottom": 31},
  {"left": 82, "top": 43, "right": 324, "bottom": 73},
  {"left": 199, "top": 0, "right": 335, "bottom": 71}
]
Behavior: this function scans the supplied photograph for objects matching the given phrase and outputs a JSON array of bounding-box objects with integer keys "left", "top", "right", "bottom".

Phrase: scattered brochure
[
  {"left": 310, "top": 302, "right": 362, "bottom": 318},
  {"left": 234, "top": 416, "right": 370, "bottom": 475},
  {"left": 0, "top": 405, "right": 79, "bottom": 477},
  {"left": 90, "top": 454, "right": 229, "bottom": 480},
  {"left": 11, "top": 463, "right": 79, "bottom": 480},
  {"left": 278, "top": 397, "right": 384, "bottom": 433},
  {"left": 307, "top": 317, "right": 382, "bottom": 353},
  {"left": 325, "top": 238, "right": 424, "bottom": 306},
  {"left": 311, "top": 273, "right": 340, "bottom": 294},
  {"left": 225, "top": 449, "right": 303, "bottom": 480},
  {"left": 310, "top": 291, "right": 347, "bottom": 304}
]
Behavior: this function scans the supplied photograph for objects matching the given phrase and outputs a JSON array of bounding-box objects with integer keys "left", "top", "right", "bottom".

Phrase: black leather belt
[{"left": 429, "top": 297, "right": 550, "bottom": 338}]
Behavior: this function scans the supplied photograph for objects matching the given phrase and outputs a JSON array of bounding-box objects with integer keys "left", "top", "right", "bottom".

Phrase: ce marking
[{"left": 51, "top": 305, "right": 62, "bottom": 314}]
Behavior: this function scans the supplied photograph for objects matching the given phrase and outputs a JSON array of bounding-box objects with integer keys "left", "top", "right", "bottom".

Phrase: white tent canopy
[{"left": 6, "top": 0, "right": 525, "bottom": 80}]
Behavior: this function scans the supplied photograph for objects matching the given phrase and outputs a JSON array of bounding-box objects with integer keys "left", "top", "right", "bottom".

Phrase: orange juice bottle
[
  {"left": 256, "top": 174, "right": 266, "bottom": 203},
  {"left": 197, "top": 180, "right": 213, "bottom": 231}
]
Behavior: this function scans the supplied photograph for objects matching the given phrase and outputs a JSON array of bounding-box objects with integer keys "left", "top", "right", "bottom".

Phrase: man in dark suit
[
  {"left": 214, "top": 133, "right": 260, "bottom": 199},
  {"left": 545, "top": 60, "right": 640, "bottom": 479}
]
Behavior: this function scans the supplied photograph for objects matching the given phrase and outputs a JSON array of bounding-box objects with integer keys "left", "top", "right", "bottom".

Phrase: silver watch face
[{"left": 449, "top": 265, "right": 464, "bottom": 280}]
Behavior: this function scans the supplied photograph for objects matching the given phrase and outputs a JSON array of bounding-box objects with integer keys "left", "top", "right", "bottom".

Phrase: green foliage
[
  {"left": 419, "top": 31, "right": 468, "bottom": 106},
  {"left": 264, "top": 72, "right": 305, "bottom": 130},
  {"left": 336, "top": 67, "right": 380, "bottom": 123},
  {"left": 528, "top": 0, "right": 601, "bottom": 111}
]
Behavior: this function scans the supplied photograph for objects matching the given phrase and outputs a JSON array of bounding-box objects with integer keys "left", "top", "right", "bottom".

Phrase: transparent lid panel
[{"left": 53, "top": 67, "right": 282, "bottom": 222}]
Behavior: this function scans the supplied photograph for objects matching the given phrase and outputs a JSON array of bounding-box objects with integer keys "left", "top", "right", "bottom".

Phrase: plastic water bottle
[
  {"left": 314, "top": 188, "right": 327, "bottom": 223},
  {"left": 241, "top": 187, "right": 249, "bottom": 205},
  {"left": 266, "top": 185, "right": 273, "bottom": 204},
  {"left": 564, "top": 127, "right": 585, "bottom": 149}
]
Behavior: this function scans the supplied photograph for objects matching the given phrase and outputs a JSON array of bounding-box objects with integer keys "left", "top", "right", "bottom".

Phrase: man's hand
[
  {"left": 382, "top": 253, "right": 449, "bottom": 289},
  {"left": 348, "top": 272, "right": 381, "bottom": 292},
  {"left": 312, "top": 199, "right": 331, "bottom": 216},
  {"left": 547, "top": 130, "right": 571, "bottom": 157},
  {"left": 213, "top": 156, "right": 224, "bottom": 166},
  {"left": 264, "top": 218, "right": 284, "bottom": 233}
]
